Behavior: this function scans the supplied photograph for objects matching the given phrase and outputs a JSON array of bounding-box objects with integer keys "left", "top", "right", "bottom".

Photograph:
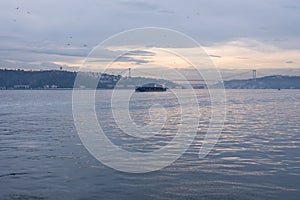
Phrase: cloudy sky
[{"left": 0, "top": 0, "right": 300, "bottom": 74}]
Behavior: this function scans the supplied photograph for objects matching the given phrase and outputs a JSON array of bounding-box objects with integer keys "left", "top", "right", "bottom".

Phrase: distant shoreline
[
  {"left": 0, "top": 88, "right": 300, "bottom": 91},
  {"left": 0, "top": 69, "right": 180, "bottom": 90},
  {"left": 1, "top": 69, "right": 300, "bottom": 90}
]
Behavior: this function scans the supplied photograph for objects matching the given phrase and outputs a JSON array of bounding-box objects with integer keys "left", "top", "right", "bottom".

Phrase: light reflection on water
[{"left": 0, "top": 89, "right": 299, "bottom": 200}]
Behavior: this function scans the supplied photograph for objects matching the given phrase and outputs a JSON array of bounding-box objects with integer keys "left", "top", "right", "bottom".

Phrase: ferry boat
[{"left": 135, "top": 83, "right": 167, "bottom": 92}]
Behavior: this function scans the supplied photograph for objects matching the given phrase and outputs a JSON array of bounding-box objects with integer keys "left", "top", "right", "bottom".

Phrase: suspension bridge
[{"left": 109, "top": 68, "right": 268, "bottom": 86}]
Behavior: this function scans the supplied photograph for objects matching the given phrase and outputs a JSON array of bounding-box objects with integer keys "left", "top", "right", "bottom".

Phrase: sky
[{"left": 0, "top": 0, "right": 300, "bottom": 75}]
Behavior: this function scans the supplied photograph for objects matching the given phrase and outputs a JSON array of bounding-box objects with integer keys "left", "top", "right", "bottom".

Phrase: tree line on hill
[{"left": 0, "top": 69, "right": 178, "bottom": 89}]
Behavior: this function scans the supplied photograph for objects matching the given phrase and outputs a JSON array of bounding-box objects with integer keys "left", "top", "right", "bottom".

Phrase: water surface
[{"left": 0, "top": 90, "right": 299, "bottom": 199}]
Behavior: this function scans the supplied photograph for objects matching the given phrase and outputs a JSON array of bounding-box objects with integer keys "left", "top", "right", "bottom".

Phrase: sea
[{"left": 0, "top": 89, "right": 299, "bottom": 200}]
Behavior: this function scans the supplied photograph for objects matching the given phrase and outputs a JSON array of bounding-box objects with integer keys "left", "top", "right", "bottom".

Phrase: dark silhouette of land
[
  {"left": 0, "top": 69, "right": 178, "bottom": 90},
  {"left": 216, "top": 75, "right": 300, "bottom": 89},
  {"left": 1, "top": 69, "right": 300, "bottom": 90},
  {"left": 0, "top": 69, "right": 77, "bottom": 89}
]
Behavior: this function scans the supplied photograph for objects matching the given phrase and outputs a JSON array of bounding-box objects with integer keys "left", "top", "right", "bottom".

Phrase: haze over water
[{"left": 0, "top": 89, "right": 299, "bottom": 199}]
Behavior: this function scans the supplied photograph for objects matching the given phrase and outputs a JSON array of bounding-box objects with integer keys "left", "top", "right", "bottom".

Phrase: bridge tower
[
  {"left": 128, "top": 68, "right": 131, "bottom": 78},
  {"left": 253, "top": 70, "right": 257, "bottom": 81}
]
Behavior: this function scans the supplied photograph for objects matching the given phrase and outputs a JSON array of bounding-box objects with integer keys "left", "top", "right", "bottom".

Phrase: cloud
[
  {"left": 205, "top": 39, "right": 300, "bottom": 69},
  {"left": 209, "top": 54, "right": 222, "bottom": 58},
  {"left": 0, "top": 0, "right": 299, "bottom": 70},
  {"left": 0, "top": 60, "right": 78, "bottom": 70},
  {"left": 125, "top": 50, "right": 155, "bottom": 56},
  {"left": 99, "top": 50, "right": 155, "bottom": 65},
  {"left": 157, "top": 9, "right": 175, "bottom": 15},
  {"left": 114, "top": 50, "right": 155, "bottom": 64},
  {"left": 120, "top": 1, "right": 159, "bottom": 11},
  {"left": 115, "top": 56, "right": 151, "bottom": 64}
]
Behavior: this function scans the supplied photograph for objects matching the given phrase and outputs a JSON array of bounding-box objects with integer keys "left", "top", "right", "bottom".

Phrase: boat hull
[{"left": 135, "top": 87, "right": 167, "bottom": 92}]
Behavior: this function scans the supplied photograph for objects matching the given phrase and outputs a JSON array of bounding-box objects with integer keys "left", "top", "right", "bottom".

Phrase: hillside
[
  {"left": 0, "top": 69, "right": 178, "bottom": 89},
  {"left": 218, "top": 75, "right": 300, "bottom": 89}
]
